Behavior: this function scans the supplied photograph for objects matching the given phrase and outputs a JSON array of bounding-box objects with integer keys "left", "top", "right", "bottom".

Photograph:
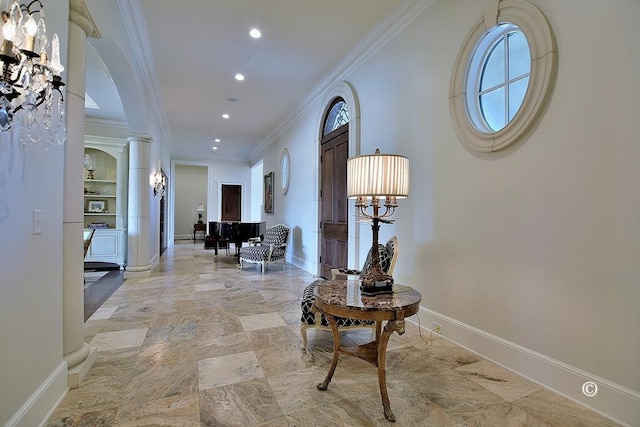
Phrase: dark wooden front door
[
  {"left": 320, "top": 125, "right": 349, "bottom": 278},
  {"left": 159, "top": 171, "right": 167, "bottom": 256},
  {"left": 221, "top": 184, "right": 241, "bottom": 221}
]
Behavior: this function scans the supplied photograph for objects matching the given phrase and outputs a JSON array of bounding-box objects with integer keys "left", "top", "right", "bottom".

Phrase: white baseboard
[
  {"left": 4, "top": 362, "right": 68, "bottom": 427},
  {"left": 413, "top": 307, "right": 639, "bottom": 427},
  {"left": 288, "top": 254, "right": 317, "bottom": 277}
]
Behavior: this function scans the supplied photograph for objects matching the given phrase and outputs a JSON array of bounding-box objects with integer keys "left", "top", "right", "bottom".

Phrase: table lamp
[
  {"left": 196, "top": 203, "right": 205, "bottom": 224},
  {"left": 347, "top": 149, "right": 409, "bottom": 295}
]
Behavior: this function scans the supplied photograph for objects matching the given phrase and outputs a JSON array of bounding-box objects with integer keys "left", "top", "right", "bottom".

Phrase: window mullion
[{"left": 504, "top": 34, "right": 510, "bottom": 127}]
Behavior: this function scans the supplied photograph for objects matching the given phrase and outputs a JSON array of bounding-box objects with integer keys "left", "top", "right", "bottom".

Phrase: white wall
[
  {"left": 250, "top": 160, "right": 263, "bottom": 221},
  {"left": 257, "top": 103, "right": 322, "bottom": 273},
  {"left": 0, "top": 1, "right": 70, "bottom": 425},
  {"left": 256, "top": 0, "right": 639, "bottom": 423},
  {"left": 174, "top": 164, "right": 207, "bottom": 239}
]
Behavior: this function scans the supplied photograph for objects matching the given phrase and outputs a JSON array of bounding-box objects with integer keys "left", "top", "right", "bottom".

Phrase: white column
[
  {"left": 63, "top": 0, "right": 100, "bottom": 388},
  {"left": 125, "top": 135, "right": 153, "bottom": 277}
]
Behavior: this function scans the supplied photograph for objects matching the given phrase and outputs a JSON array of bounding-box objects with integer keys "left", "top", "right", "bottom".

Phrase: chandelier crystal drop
[{"left": 0, "top": 0, "right": 65, "bottom": 147}]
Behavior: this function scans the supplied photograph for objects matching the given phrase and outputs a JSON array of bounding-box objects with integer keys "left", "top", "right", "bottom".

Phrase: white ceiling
[{"left": 84, "top": 0, "right": 403, "bottom": 162}]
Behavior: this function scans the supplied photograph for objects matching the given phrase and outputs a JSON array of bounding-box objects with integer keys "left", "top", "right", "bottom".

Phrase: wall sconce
[
  {"left": 196, "top": 203, "right": 205, "bottom": 224},
  {"left": 347, "top": 148, "right": 409, "bottom": 295},
  {"left": 153, "top": 170, "right": 165, "bottom": 198},
  {"left": 0, "top": 0, "right": 66, "bottom": 145}
]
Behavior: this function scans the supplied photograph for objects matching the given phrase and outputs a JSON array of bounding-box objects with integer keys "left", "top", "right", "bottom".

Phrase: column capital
[
  {"left": 128, "top": 135, "right": 153, "bottom": 145},
  {"left": 70, "top": 0, "right": 101, "bottom": 39}
]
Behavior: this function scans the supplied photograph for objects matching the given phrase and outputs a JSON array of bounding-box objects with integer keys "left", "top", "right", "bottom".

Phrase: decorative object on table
[
  {"left": 263, "top": 171, "right": 274, "bottom": 213},
  {"left": 84, "top": 153, "right": 98, "bottom": 179},
  {"left": 87, "top": 200, "right": 105, "bottom": 213},
  {"left": 153, "top": 170, "right": 166, "bottom": 198},
  {"left": 0, "top": 0, "right": 66, "bottom": 145},
  {"left": 196, "top": 203, "right": 205, "bottom": 224},
  {"left": 280, "top": 148, "right": 290, "bottom": 195},
  {"left": 347, "top": 149, "right": 409, "bottom": 295}
]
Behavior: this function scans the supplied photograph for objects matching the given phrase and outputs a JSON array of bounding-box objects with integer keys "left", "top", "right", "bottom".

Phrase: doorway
[
  {"left": 319, "top": 98, "right": 350, "bottom": 278},
  {"left": 221, "top": 184, "right": 241, "bottom": 221},
  {"left": 159, "top": 170, "right": 168, "bottom": 255}
]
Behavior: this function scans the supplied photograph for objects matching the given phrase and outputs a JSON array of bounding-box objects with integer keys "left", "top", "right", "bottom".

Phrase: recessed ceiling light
[
  {"left": 212, "top": 146, "right": 218, "bottom": 150},
  {"left": 249, "top": 28, "right": 261, "bottom": 39},
  {"left": 222, "top": 113, "right": 230, "bottom": 119},
  {"left": 235, "top": 73, "right": 245, "bottom": 81},
  {"left": 214, "top": 138, "right": 221, "bottom": 143}
]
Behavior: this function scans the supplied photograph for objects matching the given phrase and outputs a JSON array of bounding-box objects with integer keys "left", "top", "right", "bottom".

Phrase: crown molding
[{"left": 115, "top": 0, "right": 174, "bottom": 154}]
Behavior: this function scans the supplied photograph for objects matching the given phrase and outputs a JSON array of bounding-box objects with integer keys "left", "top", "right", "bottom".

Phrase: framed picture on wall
[{"left": 264, "top": 172, "right": 274, "bottom": 213}]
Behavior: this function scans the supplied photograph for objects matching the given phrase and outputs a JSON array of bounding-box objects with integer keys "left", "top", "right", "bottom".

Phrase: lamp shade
[
  {"left": 347, "top": 150, "right": 409, "bottom": 198},
  {"left": 196, "top": 203, "right": 205, "bottom": 213}
]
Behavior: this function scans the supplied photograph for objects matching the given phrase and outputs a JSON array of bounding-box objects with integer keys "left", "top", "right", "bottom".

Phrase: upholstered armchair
[
  {"left": 239, "top": 224, "right": 290, "bottom": 274},
  {"left": 300, "top": 236, "right": 398, "bottom": 349}
]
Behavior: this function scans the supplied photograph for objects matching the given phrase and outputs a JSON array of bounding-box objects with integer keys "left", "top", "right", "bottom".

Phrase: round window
[
  {"left": 450, "top": 1, "right": 557, "bottom": 152},
  {"left": 466, "top": 24, "right": 530, "bottom": 133}
]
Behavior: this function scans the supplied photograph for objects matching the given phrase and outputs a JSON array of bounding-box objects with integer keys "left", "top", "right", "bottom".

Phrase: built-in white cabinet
[{"left": 84, "top": 137, "right": 128, "bottom": 268}]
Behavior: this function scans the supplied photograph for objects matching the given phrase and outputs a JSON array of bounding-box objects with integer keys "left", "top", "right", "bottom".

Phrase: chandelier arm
[{"left": 20, "top": 0, "right": 44, "bottom": 15}]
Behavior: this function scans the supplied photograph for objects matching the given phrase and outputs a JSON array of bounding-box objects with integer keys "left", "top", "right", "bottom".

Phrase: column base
[
  {"left": 124, "top": 268, "right": 152, "bottom": 278},
  {"left": 65, "top": 343, "right": 97, "bottom": 388}
]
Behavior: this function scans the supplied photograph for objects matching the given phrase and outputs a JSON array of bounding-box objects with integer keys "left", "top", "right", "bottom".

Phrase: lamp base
[
  {"left": 360, "top": 282, "right": 394, "bottom": 295},
  {"left": 360, "top": 270, "right": 395, "bottom": 295}
]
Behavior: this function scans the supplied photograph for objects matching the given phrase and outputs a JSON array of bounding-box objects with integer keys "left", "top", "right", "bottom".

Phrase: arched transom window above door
[{"left": 323, "top": 99, "right": 350, "bottom": 135}]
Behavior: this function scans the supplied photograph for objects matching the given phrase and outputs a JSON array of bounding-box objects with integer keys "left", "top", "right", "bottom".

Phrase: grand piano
[{"left": 206, "top": 221, "right": 266, "bottom": 256}]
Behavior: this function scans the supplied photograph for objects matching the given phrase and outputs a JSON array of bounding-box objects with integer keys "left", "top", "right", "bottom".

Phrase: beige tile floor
[{"left": 47, "top": 243, "right": 620, "bottom": 426}]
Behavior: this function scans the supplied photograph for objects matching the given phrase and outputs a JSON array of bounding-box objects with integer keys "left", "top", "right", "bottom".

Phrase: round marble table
[{"left": 314, "top": 280, "right": 422, "bottom": 422}]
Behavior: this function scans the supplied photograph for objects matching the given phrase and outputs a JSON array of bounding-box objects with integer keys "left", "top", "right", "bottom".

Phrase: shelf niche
[{"left": 84, "top": 137, "right": 129, "bottom": 267}]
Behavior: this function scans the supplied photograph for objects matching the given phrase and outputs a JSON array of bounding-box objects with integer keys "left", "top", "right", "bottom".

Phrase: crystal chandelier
[{"left": 0, "top": 0, "right": 65, "bottom": 146}]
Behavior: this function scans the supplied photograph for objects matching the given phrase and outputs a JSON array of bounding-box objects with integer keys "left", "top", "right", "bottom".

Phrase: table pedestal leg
[
  {"left": 317, "top": 313, "right": 340, "bottom": 391},
  {"left": 314, "top": 309, "right": 408, "bottom": 422},
  {"left": 378, "top": 319, "right": 405, "bottom": 422}
]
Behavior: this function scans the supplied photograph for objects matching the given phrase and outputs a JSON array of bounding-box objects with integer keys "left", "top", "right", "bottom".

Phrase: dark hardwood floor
[{"left": 84, "top": 269, "right": 126, "bottom": 321}]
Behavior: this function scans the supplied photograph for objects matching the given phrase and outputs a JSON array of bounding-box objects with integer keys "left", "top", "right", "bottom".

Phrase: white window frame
[{"left": 450, "top": 0, "right": 557, "bottom": 152}]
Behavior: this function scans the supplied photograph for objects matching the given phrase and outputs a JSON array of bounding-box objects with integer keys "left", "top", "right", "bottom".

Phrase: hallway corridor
[{"left": 47, "top": 244, "right": 618, "bottom": 426}]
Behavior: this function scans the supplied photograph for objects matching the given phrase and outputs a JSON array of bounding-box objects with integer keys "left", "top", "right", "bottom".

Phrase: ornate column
[
  {"left": 63, "top": 0, "right": 100, "bottom": 388},
  {"left": 125, "top": 135, "right": 154, "bottom": 277}
]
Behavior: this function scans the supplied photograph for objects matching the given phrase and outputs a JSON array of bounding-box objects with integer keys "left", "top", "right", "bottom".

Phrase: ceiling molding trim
[
  {"left": 115, "top": 0, "right": 175, "bottom": 154},
  {"left": 85, "top": 117, "right": 129, "bottom": 134},
  {"left": 172, "top": 156, "right": 251, "bottom": 167},
  {"left": 250, "top": 0, "right": 436, "bottom": 162}
]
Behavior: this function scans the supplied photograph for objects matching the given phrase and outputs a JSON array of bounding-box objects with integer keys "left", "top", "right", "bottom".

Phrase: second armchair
[{"left": 239, "top": 224, "right": 290, "bottom": 274}]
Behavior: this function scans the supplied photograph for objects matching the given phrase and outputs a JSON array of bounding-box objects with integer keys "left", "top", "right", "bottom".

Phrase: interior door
[
  {"left": 159, "top": 170, "right": 167, "bottom": 256},
  {"left": 221, "top": 184, "right": 241, "bottom": 221},
  {"left": 320, "top": 125, "right": 348, "bottom": 278}
]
